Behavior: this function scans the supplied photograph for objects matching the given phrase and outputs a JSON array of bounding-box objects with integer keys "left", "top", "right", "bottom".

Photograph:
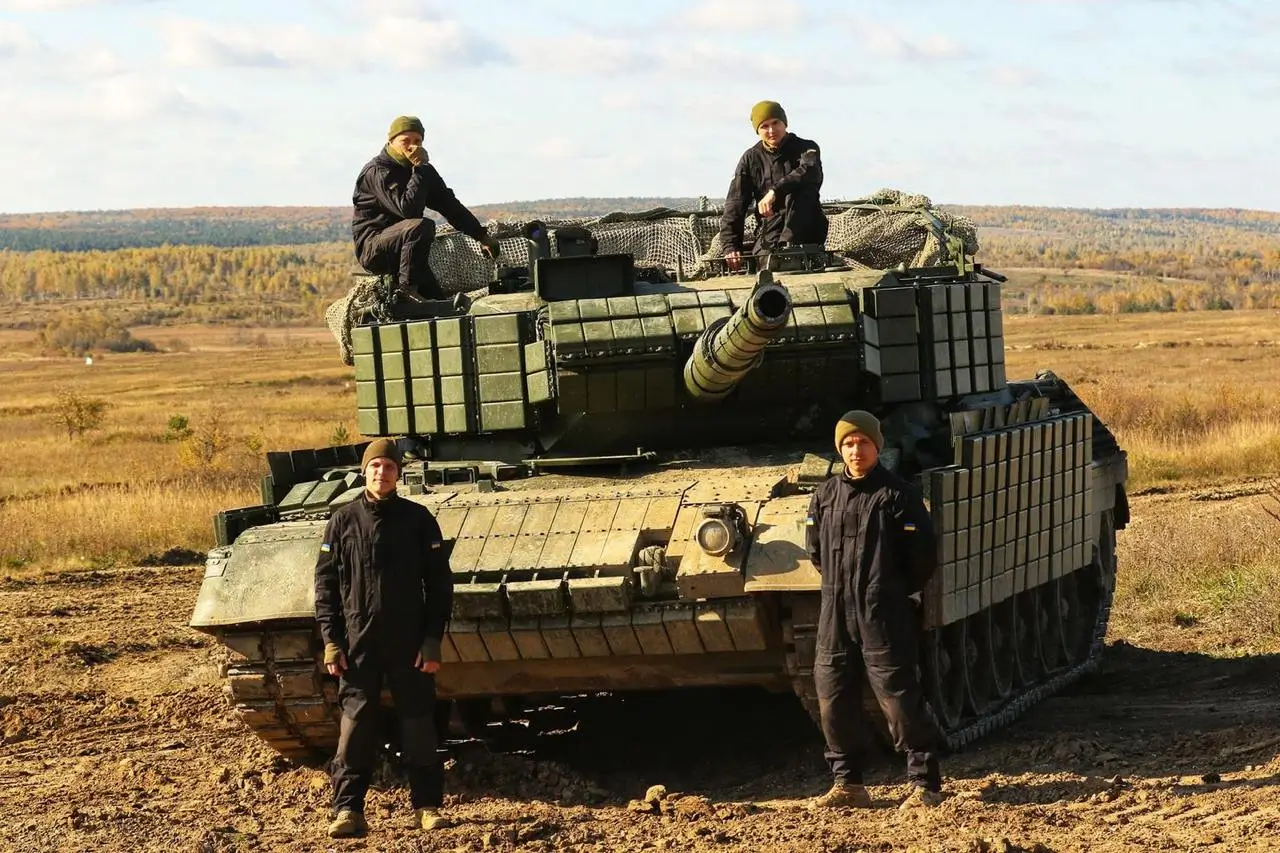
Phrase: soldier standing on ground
[
  {"left": 315, "top": 438, "right": 455, "bottom": 837},
  {"left": 718, "top": 100, "right": 827, "bottom": 271},
  {"left": 352, "top": 115, "right": 501, "bottom": 299},
  {"left": 805, "top": 411, "right": 946, "bottom": 809}
]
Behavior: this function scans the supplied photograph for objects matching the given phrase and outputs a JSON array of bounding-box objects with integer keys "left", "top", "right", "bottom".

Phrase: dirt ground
[{"left": 1, "top": 494, "right": 1278, "bottom": 853}]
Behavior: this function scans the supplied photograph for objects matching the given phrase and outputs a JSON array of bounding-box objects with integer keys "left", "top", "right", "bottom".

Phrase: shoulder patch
[
  {"left": 804, "top": 516, "right": 815, "bottom": 526},
  {"left": 430, "top": 541, "right": 442, "bottom": 549},
  {"left": 320, "top": 543, "right": 332, "bottom": 553},
  {"left": 902, "top": 523, "right": 917, "bottom": 532}
]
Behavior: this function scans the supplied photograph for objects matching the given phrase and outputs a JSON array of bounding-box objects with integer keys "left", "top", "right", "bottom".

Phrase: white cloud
[
  {"left": 0, "top": 20, "right": 40, "bottom": 58},
  {"left": 358, "top": 0, "right": 439, "bottom": 15},
  {"left": 988, "top": 65, "right": 1049, "bottom": 87},
  {"left": 852, "top": 21, "right": 970, "bottom": 61},
  {"left": 161, "top": 19, "right": 335, "bottom": 69},
  {"left": 361, "top": 14, "right": 507, "bottom": 70},
  {"left": 658, "top": 40, "right": 853, "bottom": 83},
  {"left": 507, "top": 34, "right": 642, "bottom": 76},
  {"left": 677, "top": 0, "right": 804, "bottom": 31},
  {"left": 534, "top": 136, "right": 578, "bottom": 159},
  {"left": 160, "top": 12, "right": 506, "bottom": 72},
  {"left": 0, "top": 0, "right": 155, "bottom": 8},
  {"left": 0, "top": 73, "right": 215, "bottom": 126},
  {"left": 78, "top": 45, "right": 126, "bottom": 76},
  {"left": 90, "top": 73, "right": 203, "bottom": 121}
]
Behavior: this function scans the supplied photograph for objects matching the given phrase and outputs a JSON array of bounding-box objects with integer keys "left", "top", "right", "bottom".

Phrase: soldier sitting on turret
[
  {"left": 718, "top": 100, "right": 827, "bottom": 271},
  {"left": 352, "top": 115, "right": 501, "bottom": 299}
]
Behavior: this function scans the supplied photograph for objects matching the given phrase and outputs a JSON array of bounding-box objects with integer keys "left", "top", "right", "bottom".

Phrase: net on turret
[{"left": 326, "top": 189, "right": 978, "bottom": 363}]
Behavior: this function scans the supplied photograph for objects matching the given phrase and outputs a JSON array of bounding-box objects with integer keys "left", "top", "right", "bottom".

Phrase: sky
[{"left": 0, "top": 0, "right": 1276, "bottom": 214}]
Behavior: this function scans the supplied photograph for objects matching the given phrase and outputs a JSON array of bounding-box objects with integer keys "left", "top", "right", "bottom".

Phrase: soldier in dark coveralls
[
  {"left": 352, "top": 115, "right": 501, "bottom": 299},
  {"left": 719, "top": 100, "right": 827, "bottom": 271},
  {"left": 805, "top": 410, "right": 946, "bottom": 810},
  {"left": 315, "top": 438, "right": 455, "bottom": 837}
]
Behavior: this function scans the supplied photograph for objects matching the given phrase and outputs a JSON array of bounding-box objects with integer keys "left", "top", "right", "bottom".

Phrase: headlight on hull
[{"left": 694, "top": 516, "right": 738, "bottom": 557}]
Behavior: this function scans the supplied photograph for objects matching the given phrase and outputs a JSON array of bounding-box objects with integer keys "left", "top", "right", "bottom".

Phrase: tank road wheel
[
  {"left": 1035, "top": 584, "right": 1066, "bottom": 674},
  {"left": 923, "top": 622, "right": 966, "bottom": 731},
  {"left": 987, "top": 598, "right": 1017, "bottom": 701},
  {"left": 1056, "top": 572, "right": 1089, "bottom": 665},
  {"left": 1012, "top": 589, "right": 1042, "bottom": 687},
  {"left": 1064, "top": 510, "right": 1118, "bottom": 663},
  {"left": 962, "top": 613, "right": 999, "bottom": 716},
  {"left": 1096, "top": 509, "right": 1118, "bottom": 591}
]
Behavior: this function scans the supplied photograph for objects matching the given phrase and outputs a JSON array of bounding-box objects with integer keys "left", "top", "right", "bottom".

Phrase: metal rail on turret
[{"left": 683, "top": 272, "right": 794, "bottom": 402}]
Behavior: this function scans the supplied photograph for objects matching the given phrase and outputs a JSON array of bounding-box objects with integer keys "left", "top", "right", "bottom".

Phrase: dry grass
[
  {"left": 1004, "top": 310, "right": 1280, "bottom": 651},
  {"left": 1003, "top": 310, "right": 1280, "bottom": 491},
  {"left": 0, "top": 325, "right": 349, "bottom": 572},
  {"left": 0, "top": 480, "right": 252, "bottom": 570},
  {"left": 1113, "top": 492, "right": 1280, "bottom": 654}
]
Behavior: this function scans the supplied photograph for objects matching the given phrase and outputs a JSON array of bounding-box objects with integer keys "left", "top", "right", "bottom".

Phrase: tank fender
[
  {"left": 189, "top": 521, "right": 326, "bottom": 631},
  {"left": 742, "top": 495, "right": 822, "bottom": 592}
]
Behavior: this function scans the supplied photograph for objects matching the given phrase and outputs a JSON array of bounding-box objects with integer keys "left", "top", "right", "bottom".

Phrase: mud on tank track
[{"left": 1, "top": 538, "right": 1278, "bottom": 852}]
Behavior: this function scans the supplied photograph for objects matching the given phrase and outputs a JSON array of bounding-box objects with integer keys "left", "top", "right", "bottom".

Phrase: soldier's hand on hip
[{"left": 757, "top": 190, "right": 776, "bottom": 217}]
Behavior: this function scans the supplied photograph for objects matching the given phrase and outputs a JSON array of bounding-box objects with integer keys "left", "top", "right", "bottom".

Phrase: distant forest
[{"left": 2, "top": 199, "right": 1279, "bottom": 321}]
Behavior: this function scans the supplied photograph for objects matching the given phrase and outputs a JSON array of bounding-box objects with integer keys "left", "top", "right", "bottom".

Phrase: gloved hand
[
  {"left": 323, "top": 642, "right": 347, "bottom": 676},
  {"left": 415, "top": 636, "right": 442, "bottom": 674},
  {"left": 407, "top": 146, "right": 429, "bottom": 167},
  {"left": 479, "top": 234, "right": 501, "bottom": 260}
]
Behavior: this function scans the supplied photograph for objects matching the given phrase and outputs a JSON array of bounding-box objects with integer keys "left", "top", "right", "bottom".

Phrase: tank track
[
  {"left": 219, "top": 624, "right": 338, "bottom": 762},
  {"left": 939, "top": 569, "right": 1112, "bottom": 751},
  {"left": 783, "top": 512, "right": 1116, "bottom": 754}
]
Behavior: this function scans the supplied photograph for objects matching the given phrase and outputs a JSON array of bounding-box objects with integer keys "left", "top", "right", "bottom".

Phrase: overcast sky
[{"left": 1, "top": 0, "right": 1276, "bottom": 213}]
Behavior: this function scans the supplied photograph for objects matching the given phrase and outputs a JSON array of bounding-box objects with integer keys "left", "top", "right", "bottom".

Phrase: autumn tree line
[{"left": 2, "top": 201, "right": 1278, "bottom": 321}]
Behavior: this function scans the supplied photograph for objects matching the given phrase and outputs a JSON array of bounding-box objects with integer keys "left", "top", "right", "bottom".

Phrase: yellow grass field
[{"left": 2, "top": 309, "right": 1279, "bottom": 649}]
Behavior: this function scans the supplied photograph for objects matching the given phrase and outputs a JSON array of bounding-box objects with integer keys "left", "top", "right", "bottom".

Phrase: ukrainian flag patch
[
  {"left": 430, "top": 541, "right": 442, "bottom": 549},
  {"left": 320, "top": 543, "right": 332, "bottom": 553},
  {"left": 804, "top": 516, "right": 815, "bottom": 526},
  {"left": 903, "top": 523, "right": 917, "bottom": 532}
]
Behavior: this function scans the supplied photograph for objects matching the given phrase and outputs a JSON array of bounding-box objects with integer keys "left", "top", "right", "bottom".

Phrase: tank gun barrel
[{"left": 683, "top": 273, "right": 792, "bottom": 402}]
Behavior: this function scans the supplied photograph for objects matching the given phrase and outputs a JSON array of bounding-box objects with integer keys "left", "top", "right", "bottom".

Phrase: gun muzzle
[{"left": 683, "top": 274, "right": 792, "bottom": 402}]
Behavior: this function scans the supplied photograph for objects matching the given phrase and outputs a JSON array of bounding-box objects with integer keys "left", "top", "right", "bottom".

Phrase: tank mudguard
[
  {"left": 743, "top": 494, "right": 822, "bottom": 592},
  {"left": 190, "top": 521, "right": 325, "bottom": 629}
]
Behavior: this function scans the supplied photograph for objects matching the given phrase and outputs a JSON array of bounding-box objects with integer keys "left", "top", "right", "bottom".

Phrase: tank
[{"left": 190, "top": 205, "right": 1129, "bottom": 760}]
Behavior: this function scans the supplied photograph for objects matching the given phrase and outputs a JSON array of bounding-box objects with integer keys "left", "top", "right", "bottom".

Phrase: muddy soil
[{"left": 1, "top": 517, "right": 1278, "bottom": 852}]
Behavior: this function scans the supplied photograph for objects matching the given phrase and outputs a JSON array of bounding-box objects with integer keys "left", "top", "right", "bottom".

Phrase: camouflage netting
[{"left": 326, "top": 189, "right": 978, "bottom": 364}]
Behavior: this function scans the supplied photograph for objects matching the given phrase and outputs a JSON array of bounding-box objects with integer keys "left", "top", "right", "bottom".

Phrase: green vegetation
[{"left": 51, "top": 388, "right": 111, "bottom": 439}]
